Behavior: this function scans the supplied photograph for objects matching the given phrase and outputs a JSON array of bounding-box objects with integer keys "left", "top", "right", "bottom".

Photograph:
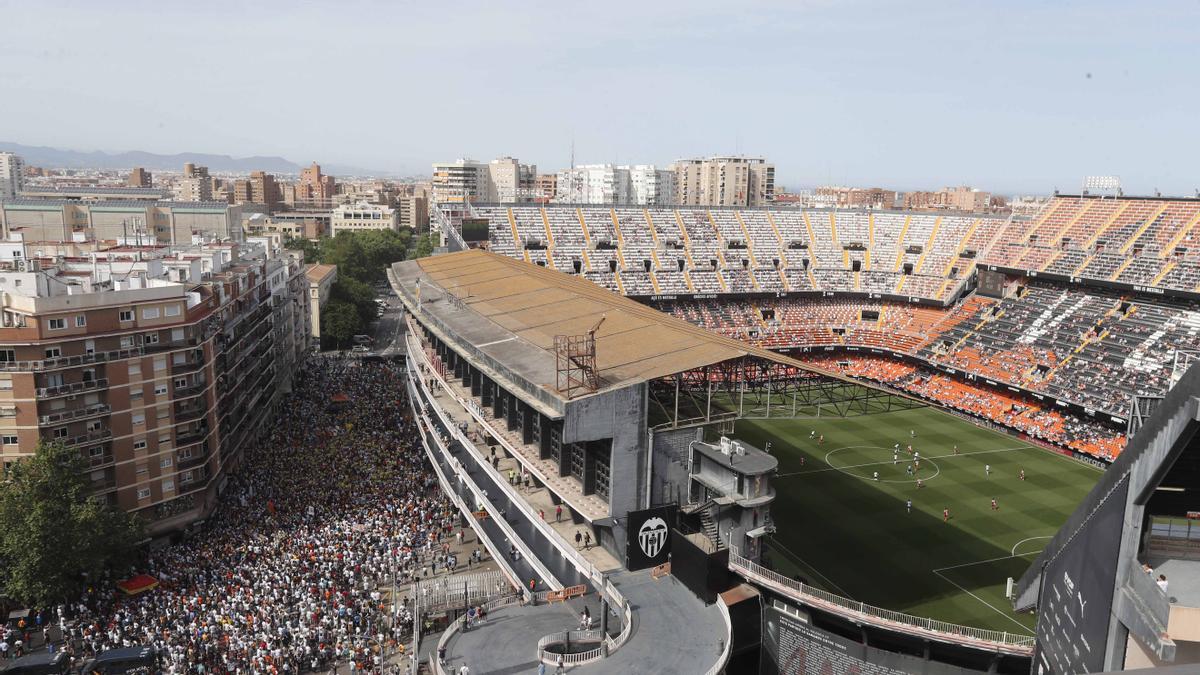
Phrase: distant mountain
[{"left": 0, "top": 142, "right": 386, "bottom": 176}]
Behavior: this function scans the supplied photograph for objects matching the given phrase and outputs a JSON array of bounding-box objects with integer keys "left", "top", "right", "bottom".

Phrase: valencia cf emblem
[{"left": 638, "top": 516, "right": 668, "bottom": 559}]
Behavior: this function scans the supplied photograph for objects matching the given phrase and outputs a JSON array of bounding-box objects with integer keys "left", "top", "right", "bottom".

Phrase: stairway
[{"left": 699, "top": 509, "right": 723, "bottom": 550}]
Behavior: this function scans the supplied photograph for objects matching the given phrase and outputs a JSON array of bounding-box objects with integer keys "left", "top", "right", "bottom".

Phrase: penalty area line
[{"left": 931, "top": 568, "right": 1034, "bottom": 634}]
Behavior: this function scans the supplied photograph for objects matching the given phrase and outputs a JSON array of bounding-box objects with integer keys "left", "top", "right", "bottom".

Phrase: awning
[{"left": 116, "top": 574, "right": 159, "bottom": 595}]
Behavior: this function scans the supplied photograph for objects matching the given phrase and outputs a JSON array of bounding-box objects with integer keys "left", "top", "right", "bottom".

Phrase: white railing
[
  {"left": 410, "top": 369, "right": 563, "bottom": 592},
  {"left": 432, "top": 593, "right": 523, "bottom": 675},
  {"left": 410, "top": 338, "right": 609, "bottom": 586},
  {"left": 537, "top": 629, "right": 606, "bottom": 668},
  {"left": 727, "top": 547, "right": 1034, "bottom": 655},
  {"left": 705, "top": 595, "right": 733, "bottom": 675}
]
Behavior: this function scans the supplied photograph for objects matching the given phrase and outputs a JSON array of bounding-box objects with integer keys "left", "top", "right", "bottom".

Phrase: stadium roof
[{"left": 392, "top": 249, "right": 852, "bottom": 404}]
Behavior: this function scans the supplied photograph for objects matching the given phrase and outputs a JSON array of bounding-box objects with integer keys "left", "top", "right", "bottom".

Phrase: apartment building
[
  {"left": 294, "top": 162, "right": 337, "bottom": 207},
  {"left": 330, "top": 202, "right": 399, "bottom": 235},
  {"left": 0, "top": 235, "right": 310, "bottom": 534},
  {"left": 628, "top": 165, "right": 676, "bottom": 206},
  {"left": 0, "top": 152, "right": 25, "bottom": 201},
  {"left": 902, "top": 186, "right": 994, "bottom": 212},
  {"left": 127, "top": 167, "right": 153, "bottom": 188},
  {"left": 232, "top": 171, "right": 282, "bottom": 211},
  {"left": 430, "top": 157, "right": 537, "bottom": 206},
  {"left": 673, "top": 156, "right": 775, "bottom": 207},
  {"left": 814, "top": 185, "right": 897, "bottom": 209},
  {"left": 552, "top": 164, "right": 676, "bottom": 205},
  {"left": 396, "top": 195, "right": 428, "bottom": 231},
  {"left": 174, "top": 163, "right": 213, "bottom": 202}
]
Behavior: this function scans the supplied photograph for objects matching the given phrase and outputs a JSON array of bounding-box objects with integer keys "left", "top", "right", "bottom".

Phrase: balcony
[
  {"left": 170, "top": 354, "right": 207, "bottom": 376},
  {"left": 86, "top": 452, "right": 116, "bottom": 469},
  {"left": 40, "top": 403, "right": 111, "bottom": 425},
  {"left": 173, "top": 402, "right": 209, "bottom": 423},
  {"left": 175, "top": 427, "right": 209, "bottom": 446},
  {"left": 177, "top": 452, "right": 209, "bottom": 470},
  {"left": 0, "top": 347, "right": 144, "bottom": 372},
  {"left": 144, "top": 335, "right": 204, "bottom": 354},
  {"left": 37, "top": 378, "right": 109, "bottom": 398},
  {"left": 63, "top": 428, "right": 112, "bottom": 447}
]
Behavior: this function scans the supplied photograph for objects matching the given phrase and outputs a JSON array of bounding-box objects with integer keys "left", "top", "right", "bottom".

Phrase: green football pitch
[{"left": 729, "top": 405, "right": 1102, "bottom": 634}]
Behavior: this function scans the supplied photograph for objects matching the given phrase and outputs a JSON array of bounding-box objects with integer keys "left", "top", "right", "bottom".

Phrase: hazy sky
[{"left": 1, "top": 0, "right": 1197, "bottom": 194}]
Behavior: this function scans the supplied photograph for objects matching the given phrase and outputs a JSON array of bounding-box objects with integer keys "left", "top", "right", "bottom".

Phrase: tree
[
  {"left": 318, "top": 232, "right": 371, "bottom": 282},
  {"left": 411, "top": 234, "right": 434, "bottom": 260},
  {"left": 321, "top": 301, "right": 362, "bottom": 349},
  {"left": 330, "top": 277, "right": 377, "bottom": 325},
  {"left": 0, "top": 441, "right": 144, "bottom": 606},
  {"left": 283, "top": 236, "right": 319, "bottom": 264}
]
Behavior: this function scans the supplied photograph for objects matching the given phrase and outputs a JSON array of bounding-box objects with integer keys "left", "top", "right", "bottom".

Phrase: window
[
  {"left": 162, "top": 479, "right": 174, "bottom": 492},
  {"left": 145, "top": 333, "right": 159, "bottom": 345},
  {"left": 153, "top": 357, "right": 166, "bottom": 371},
  {"left": 53, "top": 427, "right": 67, "bottom": 439},
  {"left": 0, "top": 406, "right": 15, "bottom": 418},
  {"left": 154, "top": 383, "right": 168, "bottom": 396},
  {"left": 88, "top": 446, "right": 104, "bottom": 458},
  {"left": 171, "top": 328, "right": 184, "bottom": 342},
  {"left": 1, "top": 435, "right": 16, "bottom": 445},
  {"left": 47, "top": 318, "right": 65, "bottom": 330},
  {"left": 132, "top": 413, "right": 145, "bottom": 425},
  {"left": 0, "top": 349, "right": 13, "bottom": 363},
  {"left": 128, "top": 362, "right": 141, "bottom": 376},
  {"left": 137, "top": 488, "right": 151, "bottom": 500},
  {"left": 141, "top": 307, "right": 160, "bottom": 320},
  {"left": 133, "top": 440, "right": 147, "bottom": 451},
  {"left": 44, "top": 347, "right": 61, "bottom": 359},
  {"left": 165, "top": 305, "right": 181, "bottom": 317},
  {"left": 181, "top": 471, "right": 194, "bottom": 484},
  {"left": 130, "top": 389, "right": 143, "bottom": 400},
  {"left": 121, "top": 336, "right": 135, "bottom": 349},
  {"left": 86, "top": 420, "right": 102, "bottom": 432},
  {"left": 157, "top": 406, "right": 169, "bottom": 419},
  {"left": 0, "top": 378, "right": 11, "bottom": 391},
  {"left": 75, "top": 315, "right": 86, "bottom": 328},
  {"left": 179, "top": 447, "right": 193, "bottom": 459},
  {"left": 160, "top": 457, "right": 172, "bottom": 468},
  {"left": 136, "top": 463, "right": 148, "bottom": 475},
  {"left": 174, "top": 377, "right": 188, "bottom": 388},
  {"left": 119, "top": 310, "right": 133, "bottom": 322}
]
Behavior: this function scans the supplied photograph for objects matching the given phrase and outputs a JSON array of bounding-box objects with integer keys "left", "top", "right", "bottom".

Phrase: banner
[{"left": 625, "top": 505, "right": 677, "bottom": 570}]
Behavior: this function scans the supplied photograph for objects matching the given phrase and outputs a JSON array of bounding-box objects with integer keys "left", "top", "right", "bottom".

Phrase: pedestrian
[
  {"left": 583, "top": 531, "right": 591, "bottom": 548},
  {"left": 555, "top": 504, "right": 562, "bottom": 522},
  {"left": 575, "top": 531, "right": 582, "bottom": 547}
]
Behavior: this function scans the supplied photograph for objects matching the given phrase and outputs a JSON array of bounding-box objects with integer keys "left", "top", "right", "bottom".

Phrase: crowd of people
[{"left": 64, "top": 357, "right": 457, "bottom": 674}]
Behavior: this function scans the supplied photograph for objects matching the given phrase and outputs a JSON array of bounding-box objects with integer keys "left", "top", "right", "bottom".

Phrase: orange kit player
[{"left": 943, "top": 507, "right": 950, "bottom": 523}]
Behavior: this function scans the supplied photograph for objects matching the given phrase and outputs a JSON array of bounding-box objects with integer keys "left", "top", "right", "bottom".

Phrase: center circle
[{"left": 823, "top": 445, "right": 941, "bottom": 484}]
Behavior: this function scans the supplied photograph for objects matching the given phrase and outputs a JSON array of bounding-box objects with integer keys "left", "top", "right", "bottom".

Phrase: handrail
[
  {"left": 536, "top": 629, "right": 606, "bottom": 668},
  {"left": 727, "top": 546, "right": 1034, "bottom": 655},
  {"left": 433, "top": 593, "right": 522, "bottom": 675}
]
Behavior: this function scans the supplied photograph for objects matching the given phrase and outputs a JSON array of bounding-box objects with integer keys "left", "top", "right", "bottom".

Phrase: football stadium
[{"left": 392, "top": 194, "right": 1200, "bottom": 674}]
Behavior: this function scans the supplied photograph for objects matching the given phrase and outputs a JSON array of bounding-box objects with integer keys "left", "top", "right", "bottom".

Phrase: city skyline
[{"left": 1, "top": 1, "right": 1198, "bottom": 195}]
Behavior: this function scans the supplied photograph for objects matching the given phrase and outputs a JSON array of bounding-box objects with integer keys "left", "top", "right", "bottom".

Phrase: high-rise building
[
  {"left": 534, "top": 174, "right": 558, "bottom": 202},
  {"left": 902, "top": 186, "right": 994, "bottom": 212},
  {"left": 0, "top": 198, "right": 242, "bottom": 243},
  {"left": 0, "top": 235, "right": 309, "bottom": 534},
  {"left": 296, "top": 162, "right": 337, "bottom": 207},
  {"left": 232, "top": 171, "right": 281, "bottom": 211},
  {"left": 397, "top": 195, "right": 429, "bottom": 231},
  {"left": 0, "top": 152, "right": 25, "bottom": 201},
  {"left": 127, "top": 167, "right": 153, "bottom": 188},
  {"left": 175, "top": 163, "right": 213, "bottom": 202},
  {"left": 430, "top": 157, "right": 537, "bottom": 205},
  {"left": 552, "top": 164, "right": 674, "bottom": 205},
  {"left": 628, "top": 165, "right": 676, "bottom": 206},
  {"left": 554, "top": 164, "right": 632, "bottom": 204},
  {"left": 672, "top": 156, "right": 774, "bottom": 207}
]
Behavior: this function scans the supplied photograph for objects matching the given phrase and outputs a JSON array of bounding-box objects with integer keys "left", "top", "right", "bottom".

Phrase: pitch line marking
[
  {"left": 776, "top": 445, "right": 1032, "bottom": 478},
  {"left": 819, "top": 445, "right": 941, "bottom": 484},
  {"left": 769, "top": 538, "right": 854, "bottom": 598},
  {"left": 1011, "top": 535, "right": 1053, "bottom": 556},
  {"left": 932, "top": 549, "right": 1042, "bottom": 573},
  {"left": 931, "top": 568, "right": 1035, "bottom": 634}
]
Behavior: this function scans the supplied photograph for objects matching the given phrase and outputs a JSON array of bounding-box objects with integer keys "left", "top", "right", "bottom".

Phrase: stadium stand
[{"left": 468, "top": 196, "right": 1200, "bottom": 462}]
